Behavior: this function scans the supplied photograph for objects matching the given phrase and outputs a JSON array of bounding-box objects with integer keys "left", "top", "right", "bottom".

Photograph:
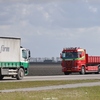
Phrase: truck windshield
[{"left": 62, "top": 52, "right": 78, "bottom": 59}]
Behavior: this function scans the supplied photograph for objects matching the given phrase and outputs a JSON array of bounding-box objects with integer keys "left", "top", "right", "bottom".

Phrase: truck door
[{"left": 20, "top": 48, "right": 30, "bottom": 71}]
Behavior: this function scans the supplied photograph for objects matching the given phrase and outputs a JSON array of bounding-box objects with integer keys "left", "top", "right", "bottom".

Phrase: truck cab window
[
  {"left": 22, "top": 50, "right": 27, "bottom": 59},
  {"left": 62, "top": 52, "right": 78, "bottom": 59},
  {"left": 62, "top": 53, "right": 66, "bottom": 58}
]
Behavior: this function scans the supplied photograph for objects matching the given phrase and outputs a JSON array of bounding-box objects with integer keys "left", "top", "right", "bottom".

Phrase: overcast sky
[{"left": 0, "top": 0, "right": 100, "bottom": 57}]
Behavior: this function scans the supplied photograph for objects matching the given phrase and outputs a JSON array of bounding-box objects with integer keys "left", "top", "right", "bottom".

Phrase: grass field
[
  {"left": 0, "top": 79, "right": 100, "bottom": 100},
  {"left": 0, "top": 86, "right": 100, "bottom": 100},
  {"left": 0, "top": 79, "right": 100, "bottom": 90}
]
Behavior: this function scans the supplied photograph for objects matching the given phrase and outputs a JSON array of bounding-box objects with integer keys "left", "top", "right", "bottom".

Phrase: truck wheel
[
  {"left": 0, "top": 75, "right": 4, "bottom": 80},
  {"left": 80, "top": 66, "right": 85, "bottom": 75},
  {"left": 97, "top": 66, "right": 100, "bottom": 74},
  {"left": 16, "top": 68, "right": 24, "bottom": 80},
  {"left": 64, "top": 72, "right": 71, "bottom": 75}
]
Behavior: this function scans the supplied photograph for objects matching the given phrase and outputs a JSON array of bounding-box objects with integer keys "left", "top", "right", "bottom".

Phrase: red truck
[{"left": 60, "top": 47, "right": 100, "bottom": 75}]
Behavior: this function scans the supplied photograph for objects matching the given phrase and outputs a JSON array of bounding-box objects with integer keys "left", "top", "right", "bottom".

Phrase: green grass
[
  {"left": 0, "top": 79, "right": 100, "bottom": 100},
  {"left": 0, "top": 79, "right": 100, "bottom": 90},
  {"left": 0, "top": 86, "right": 100, "bottom": 100}
]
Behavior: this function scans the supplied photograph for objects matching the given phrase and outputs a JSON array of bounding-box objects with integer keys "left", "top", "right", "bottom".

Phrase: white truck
[{"left": 0, "top": 37, "right": 30, "bottom": 80}]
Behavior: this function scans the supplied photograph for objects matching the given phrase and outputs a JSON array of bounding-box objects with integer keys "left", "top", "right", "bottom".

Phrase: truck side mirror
[
  {"left": 80, "top": 54, "right": 82, "bottom": 58},
  {"left": 29, "top": 50, "right": 31, "bottom": 58}
]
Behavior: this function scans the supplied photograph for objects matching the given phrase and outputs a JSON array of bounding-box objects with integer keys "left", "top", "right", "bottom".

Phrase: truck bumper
[{"left": 62, "top": 67, "right": 80, "bottom": 72}]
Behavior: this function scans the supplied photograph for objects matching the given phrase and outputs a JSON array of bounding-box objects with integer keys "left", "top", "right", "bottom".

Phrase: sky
[{"left": 0, "top": 0, "right": 100, "bottom": 57}]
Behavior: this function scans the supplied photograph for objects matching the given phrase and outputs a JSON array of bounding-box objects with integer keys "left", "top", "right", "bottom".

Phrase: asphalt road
[
  {"left": 2, "top": 74, "right": 100, "bottom": 82},
  {"left": 25, "top": 74, "right": 100, "bottom": 81}
]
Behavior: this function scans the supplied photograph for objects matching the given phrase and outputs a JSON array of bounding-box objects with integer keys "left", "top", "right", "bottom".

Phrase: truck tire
[
  {"left": 97, "top": 66, "right": 100, "bottom": 74},
  {"left": 0, "top": 75, "right": 4, "bottom": 80},
  {"left": 80, "top": 66, "right": 85, "bottom": 75},
  {"left": 64, "top": 72, "right": 71, "bottom": 75},
  {"left": 16, "top": 68, "right": 24, "bottom": 80}
]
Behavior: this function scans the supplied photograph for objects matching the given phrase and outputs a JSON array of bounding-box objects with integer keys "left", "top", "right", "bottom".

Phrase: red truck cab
[{"left": 60, "top": 47, "right": 100, "bottom": 75}]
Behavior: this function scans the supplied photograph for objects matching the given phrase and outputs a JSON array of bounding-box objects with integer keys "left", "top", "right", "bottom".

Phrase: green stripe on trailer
[
  {"left": 0, "top": 62, "right": 29, "bottom": 68},
  {"left": 0, "top": 62, "right": 20, "bottom": 67}
]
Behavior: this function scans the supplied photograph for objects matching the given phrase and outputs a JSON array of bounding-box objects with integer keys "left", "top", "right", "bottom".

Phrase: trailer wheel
[
  {"left": 16, "top": 68, "right": 24, "bottom": 80},
  {"left": 80, "top": 66, "right": 85, "bottom": 75}
]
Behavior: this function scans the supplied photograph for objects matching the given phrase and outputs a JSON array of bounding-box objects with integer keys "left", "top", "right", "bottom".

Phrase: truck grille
[{"left": 64, "top": 61, "right": 73, "bottom": 67}]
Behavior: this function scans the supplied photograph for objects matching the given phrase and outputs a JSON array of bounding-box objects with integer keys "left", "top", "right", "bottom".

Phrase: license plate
[{"left": 67, "top": 70, "right": 71, "bottom": 71}]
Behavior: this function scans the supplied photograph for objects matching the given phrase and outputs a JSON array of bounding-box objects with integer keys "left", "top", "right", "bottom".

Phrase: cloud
[
  {"left": 89, "top": 6, "right": 98, "bottom": 13},
  {"left": 84, "top": 0, "right": 100, "bottom": 3},
  {"left": 0, "top": 0, "right": 100, "bottom": 57},
  {"left": 0, "top": 1, "right": 100, "bottom": 37},
  {"left": 83, "top": 0, "right": 98, "bottom": 13},
  {"left": 0, "top": 0, "right": 99, "bottom": 29}
]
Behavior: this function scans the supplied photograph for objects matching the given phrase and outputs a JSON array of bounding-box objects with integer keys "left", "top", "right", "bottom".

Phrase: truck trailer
[
  {"left": 0, "top": 37, "right": 30, "bottom": 80},
  {"left": 60, "top": 47, "right": 100, "bottom": 75}
]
